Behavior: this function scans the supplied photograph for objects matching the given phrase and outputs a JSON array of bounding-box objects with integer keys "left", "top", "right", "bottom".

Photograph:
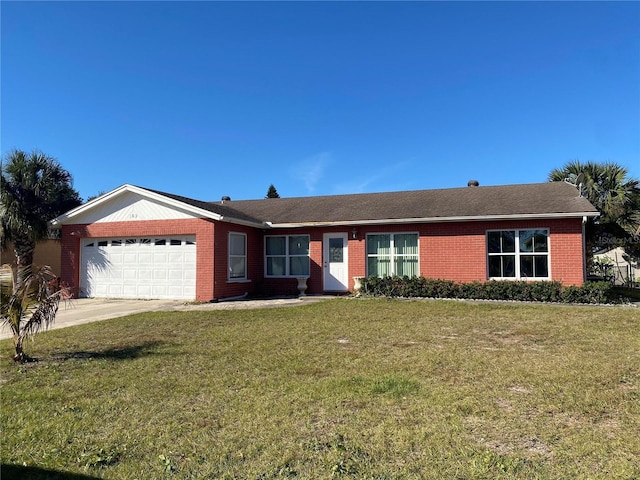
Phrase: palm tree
[
  {"left": 1, "top": 149, "right": 82, "bottom": 272},
  {"left": 549, "top": 160, "right": 640, "bottom": 261},
  {"left": 1, "top": 149, "right": 81, "bottom": 361},
  {"left": 0, "top": 263, "right": 64, "bottom": 362}
]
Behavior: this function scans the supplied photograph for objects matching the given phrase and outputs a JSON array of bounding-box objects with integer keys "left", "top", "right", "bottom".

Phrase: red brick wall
[
  {"left": 343, "top": 218, "right": 586, "bottom": 286},
  {"left": 255, "top": 228, "right": 323, "bottom": 296},
  {"left": 60, "top": 217, "right": 587, "bottom": 301},
  {"left": 61, "top": 219, "right": 217, "bottom": 301},
  {"left": 546, "top": 218, "right": 587, "bottom": 285},
  {"left": 208, "top": 222, "right": 261, "bottom": 300}
]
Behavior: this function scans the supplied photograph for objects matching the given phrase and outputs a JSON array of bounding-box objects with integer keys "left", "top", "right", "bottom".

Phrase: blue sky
[{"left": 2, "top": 1, "right": 639, "bottom": 202}]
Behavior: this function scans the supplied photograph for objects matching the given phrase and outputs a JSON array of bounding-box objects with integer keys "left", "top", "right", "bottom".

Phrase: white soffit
[{"left": 51, "top": 185, "right": 221, "bottom": 225}]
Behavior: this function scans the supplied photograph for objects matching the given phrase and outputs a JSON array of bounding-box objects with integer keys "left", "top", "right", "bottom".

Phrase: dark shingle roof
[
  {"left": 146, "top": 182, "right": 598, "bottom": 227},
  {"left": 210, "top": 182, "right": 597, "bottom": 225},
  {"left": 144, "top": 188, "right": 264, "bottom": 224}
]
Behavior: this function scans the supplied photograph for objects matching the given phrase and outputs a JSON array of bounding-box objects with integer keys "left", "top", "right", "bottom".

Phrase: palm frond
[{"left": 0, "top": 263, "right": 61, "bottom": 346}]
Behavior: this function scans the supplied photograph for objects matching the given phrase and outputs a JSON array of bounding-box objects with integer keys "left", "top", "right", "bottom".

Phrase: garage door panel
[
  {"left": 153, "top": 253, "right": 168, "bottom": 263},
  {"left": 137, "top": 285, "right": 152, "bottom": 297},
  {"left": 168, "top": 252, "right": 184, "bottom": 262},
  {"left": 152, "top": 285, "right": 167, "bottom": 296},
  {"left": 108, "top": 285, "right": 123, "bottom": 295},
  {"left": 80, "top": 236, "right": 196, "bottom": 300},
  {"left": 138, "top": 269, "right": 153, "bottom": 280},
  {"left": 168, "top": 286, "right": 186, "bottom": 297},
  {"left": 123, "top": 269, "right": 137, "bottom": 280},
  {"left": 184, "top": 271, "right": 196, "bottom": 280},
  {"left": 153, "top": 270, "right": 167, "bottom": 280},
  {"left": 110, "top": 268, "right": 123, "bottom": 280},
  {"left": 168, "top": 269, "right": 185, "bottom": 280},
  {"left": 123, "top": 286, "right": 138, "bottom": 297},
  {"left": 94, "top": 284, "right": 108, "bottom": 296},
  {"left": 109, "top": 253, "right": 124, "bottom": 263},
  {"left": 138, "top": 253, "right": 153, "bottom": 263},
  {"left": 184, "top": 286, "right": 196, "bottom": 297},
  {"left": 123, "top": 253, "right": 138, "bottom": 263}
]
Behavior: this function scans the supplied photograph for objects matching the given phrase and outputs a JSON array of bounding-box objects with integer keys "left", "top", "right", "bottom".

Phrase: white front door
[{"left": 323, "top": 233, "right": 349, "bottom": 291}]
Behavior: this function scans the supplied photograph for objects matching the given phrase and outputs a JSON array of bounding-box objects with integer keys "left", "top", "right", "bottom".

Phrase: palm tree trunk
[
  {"left": 13, "top": 237, "right": 35, "bottom": 267},
  {"left": 13, "top": 339, "right": 26, "bottom": 363},
  {"left": 12, "top": 237, "right": 35, "bottom": 292}
]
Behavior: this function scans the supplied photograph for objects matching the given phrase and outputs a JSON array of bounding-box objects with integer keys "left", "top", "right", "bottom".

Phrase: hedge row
[{"left": 359, "top": 276, "right": 620, "bottom": 304}]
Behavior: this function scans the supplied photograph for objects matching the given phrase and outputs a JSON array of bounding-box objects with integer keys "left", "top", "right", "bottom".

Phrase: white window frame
[
  {"left": 487, "top": 229, "right": 551, "bottom": 280},
  {"left": 264, "top": 235, "right": 310, "bottom": 277},
  {"left": 228, "top": 232, "right": 247, "bottom": 281},
  {"left": 366, "top": 232, "right": 419, "bottom": 277}
]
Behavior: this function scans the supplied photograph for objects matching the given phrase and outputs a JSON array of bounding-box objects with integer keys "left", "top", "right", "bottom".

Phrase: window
[
  {"left": 487, "top": 229, "right": 549, "bottom": 279},
  {"left": 329, "top": 238, "right": 343, "bottom": 263},
  {"left": 367, "top": 233, "right": 419, "bottom": 277},
  {"left": 265, "top": 235, "right": 310, "bottom": 277},
  {"left": 229, "top": 233, "right": 247, "bottom": 280}
]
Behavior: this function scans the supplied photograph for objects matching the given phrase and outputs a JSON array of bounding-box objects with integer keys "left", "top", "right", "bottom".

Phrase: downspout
[{"left": 582, "top": 216, "right": 588, "bottom": 283}]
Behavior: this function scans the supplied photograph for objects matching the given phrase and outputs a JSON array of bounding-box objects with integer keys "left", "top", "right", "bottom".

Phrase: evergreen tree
[{"left": 265, "top": 184, "right": 280, "bottom": 198}]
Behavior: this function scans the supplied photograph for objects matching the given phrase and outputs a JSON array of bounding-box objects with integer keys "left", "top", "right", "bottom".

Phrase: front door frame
[{"left": 322, "top": 232, "right": 349, "bottom": 292}]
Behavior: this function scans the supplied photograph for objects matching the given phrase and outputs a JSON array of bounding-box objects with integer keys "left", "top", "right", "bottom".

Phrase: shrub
[
  {"left": 561, "top": 281, "right": 616, "bottom": 304},
  {"left": 359, "top": 277, "right": 619, "bottom": 304},
  {"left": 527, "top": 280, "right": 563, "bottom": 302}
]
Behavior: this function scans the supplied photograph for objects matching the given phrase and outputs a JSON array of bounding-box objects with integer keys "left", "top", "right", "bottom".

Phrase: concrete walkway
[{"left": 0, "top": 296, "right": 332, "bottom": 340}]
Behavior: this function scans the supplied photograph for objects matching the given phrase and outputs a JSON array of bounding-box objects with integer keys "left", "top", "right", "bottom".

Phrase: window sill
[
  {"left": 227, "top": 279, "right": 251, "bottom": 284},
  {"left": 488, "top": 277, "right": 551, "bottom": 281},
  {"left": 265, "top": 276, "right": 310, "bottom": 279}
]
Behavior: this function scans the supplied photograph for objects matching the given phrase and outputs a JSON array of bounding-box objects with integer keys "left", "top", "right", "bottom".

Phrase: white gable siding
[{"left": 70, "top": 191, "right": 199, "bottom": 224}]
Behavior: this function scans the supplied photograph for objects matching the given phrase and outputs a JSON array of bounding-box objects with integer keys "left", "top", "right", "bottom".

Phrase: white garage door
[{"left": 80, "top": 236, "right": 197, "bottom": 300}]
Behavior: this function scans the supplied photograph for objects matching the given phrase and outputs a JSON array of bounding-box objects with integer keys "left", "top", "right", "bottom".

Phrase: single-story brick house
[{"left": 50, "top": 181, "right": 599, "bottom": 301}]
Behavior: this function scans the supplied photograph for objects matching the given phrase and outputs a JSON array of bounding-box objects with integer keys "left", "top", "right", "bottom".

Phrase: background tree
[
  {"left": 86, "top": 191, "right": 107, "bottom": 203},
  {"left": 548, "top": 160, "right": 640, "bottom": 262},
  {"left": 265, "top": 184, "right": 280, "bottom": 199},
  {"left": 1, "top": 149, "right": 82, "bottom": 269}
]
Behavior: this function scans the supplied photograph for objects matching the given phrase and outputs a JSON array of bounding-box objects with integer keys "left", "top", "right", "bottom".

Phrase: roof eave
[
  {"left": 218, "top": 217, "right": 272, "bottom": 229},
  {"left": 49, "top": 184, "right": 225, "bottom": 228},
  {"left": 267, "top": 211, "right": 600, "bottom": 228}
]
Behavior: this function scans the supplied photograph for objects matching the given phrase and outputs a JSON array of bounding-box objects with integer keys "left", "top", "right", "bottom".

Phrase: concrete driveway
[{"left": 0, "top": 296, "right": 330, "bottom": 340}]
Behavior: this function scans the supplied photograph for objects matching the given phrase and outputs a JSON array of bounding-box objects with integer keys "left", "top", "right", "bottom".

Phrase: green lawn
[{"left": 1, "top": 299, "right": 639, "bottom": 479}]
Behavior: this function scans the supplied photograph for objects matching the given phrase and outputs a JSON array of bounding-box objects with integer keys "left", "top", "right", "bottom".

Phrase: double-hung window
[
  {"left": 228, "top": 233, "right": 247, "bottom": 280},
  {"left": 265, "top": 235, "right": 310, "bottom": 277},
  {"left": 367, "top": 233, "right": 419, "bottom": 277},
  {"left": 487, "top": 229, "right": 549, "bottom": 279}
]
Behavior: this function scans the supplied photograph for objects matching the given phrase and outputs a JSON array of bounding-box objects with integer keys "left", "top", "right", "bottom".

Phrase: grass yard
[{"left": 1, "top": 298, "right": 639, "bottom": 479}]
